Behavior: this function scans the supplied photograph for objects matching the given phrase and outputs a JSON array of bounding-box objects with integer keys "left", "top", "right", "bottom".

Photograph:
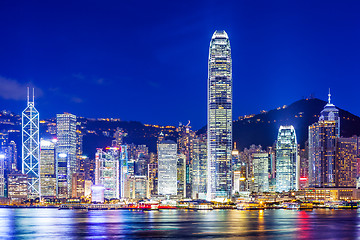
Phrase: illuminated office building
[
  {"left": 56, "top": 113, "right": 77, "bottom": 198},
  {"left": 95, "top": 147, "right": 120, "bottom": 199},
  {"left": 8, "top": 173, "right": 28, "bottom": 203},
  {"left": 176, "top": 122, "right": 195, "bottom": 198},
  {"left": 192, "top": 135, "right": 207, "bottom": 199},
  {"left": 148, "top": 153, "right": 158, "bottom": 196},
  {"left": 40, "top": 140, "right": 56, "bottom": 198},
  {"left": 252, "top": 153, "right": 269, "bottom": 192},
  {"left": 336, "top": 137, "right": 357, "bottom": 187},
  {"left": 276, "top": 126, "right": 299, "bottom": 192},
  {"left": 207, "top": 30, "right": 232, "bottom": 200},
  {"left": 129, "top": 175, "right": 149, "bottom": 199},
  {"left": 22, "top": 88, "right": 40, "bottom": 198},
  {"left": 119, "top": 145, "right": 128, "bottom": 199},
  {"left": 72, "top": 172, "right": 92, "bottom": 198},
  {"left": 0, "top": 154, "right": 4, "bottom": 197},
  {"left": 177, "top": 153, "right": 186, "bottom": 198},
  {"left": 319, "top": 90, "right": 340, "bottom": 137},
  {"left": 158, "top": 140, "right": 177, "bottom": 196},
  {"left": 309, "top": 92, "right": 339, "bottom": 188}
]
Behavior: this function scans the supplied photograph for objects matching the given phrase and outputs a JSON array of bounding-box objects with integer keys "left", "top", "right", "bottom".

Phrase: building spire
[
  {"left": 328, "top": 88, "right": 331, "bottom": 104},
  {"left": 32, "top": 88, "right": 35, "bottom": 104},
  {"left": 27, "top": 87, "right": 29, "bottom": 104}
]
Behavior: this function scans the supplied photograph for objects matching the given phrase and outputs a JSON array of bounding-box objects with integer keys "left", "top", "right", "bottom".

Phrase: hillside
[{"left": 198, "top": 98, "right": 360, "bottom": 149}]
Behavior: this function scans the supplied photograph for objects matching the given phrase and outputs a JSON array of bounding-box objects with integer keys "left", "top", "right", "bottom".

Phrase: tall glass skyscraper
[
  {"left": 276, "top": 125, "right": 299, "bottom": 192},
  {"left": 158, "top": 140, "right": 177, "bottom": 196},
  {"left": 22, "top": 88, "right": 40, "bottom": 198},
  {"left": 207, "top": 30, "right": 232, "bottom": 200},
  {"left": 95, "top": 147, "right": 120, "bottom": 199},
  {"left": 40, "top": 139, "right": 56, "bottom": 198},
  {"left": 308, "top": 92, "right": 339, "bottom": 187},
  {"left": 56, "top": 113, "right": 77, "bottom": 198}
]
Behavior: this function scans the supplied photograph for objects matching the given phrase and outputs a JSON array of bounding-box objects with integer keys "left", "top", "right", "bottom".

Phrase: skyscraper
[
  {"left": 319, "top": 90, "right": 340, "bottom": 137},
  {"left": 308, "top": 92, "right": 339, "bottom": 188},
  {"left": 95, "top": 147, "right": 120, "bottom": 199},
  {"left": 252, "top": 153, "right": 269, "bottom": 192},
  {"left": 22, "top": 88, "right": 40, "bottom": 198},
  {"left": 56, "top": 113, "right": 77, "bottom": 198},
  {"left": 207, "top": 30, "right": 232, "bottom": 200},
  {"left": 177, "top": 153, "right": 186, "bottom": 198},
  {"left": 158, "top": 140, "right": 177, "bottom": 196},
  {"left": 176, "top": 122, "right": 195, "bottom": 198},
  {"left": 192, "top": 135, "right": 207, "bottom": 199},
  {"left": 39, "top": 139, "right": 56, "bottom": 198},
  {"left": 276, "top": 126, "right": 299, "bottom": 192},
  {"left": 335, "top": 137, "right": 357, "bottom": 187},
  {"left": 119, "top": 145, "right": 128, "bottom": 199}
]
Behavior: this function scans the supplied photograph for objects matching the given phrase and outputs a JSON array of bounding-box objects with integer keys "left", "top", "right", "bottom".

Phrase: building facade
[
  {"left": 22, "top": 88, "right": 40, "bottom": 198},
  {"left": 336, "top": 137, "right": 357, "bottom": 187},
  {"left": 252, "top": 153, "right": 269, "bottom": 192},
  {"left": 308, "top": 93, "right": 339, "bottom": 188},
  {"left": 158, "top": 140, "right": 177, "bottom": 196},
  {"left": 276, "top": 126, "right": 299, "bottom": 192},
  {"left": 40, "top": 140, "right": 56, "bottom": 198},
  {"left": 192, "top": 135, "right": 207, "bottom": 199},
  {"left": 56, "top": 113, "right": 77, "bottom": 198},
  {"left": 207, "top": 30, "right": 233, "bottom": 200},
  {"left": 95, "top": 147, "right": 120, "bottom": 199}
]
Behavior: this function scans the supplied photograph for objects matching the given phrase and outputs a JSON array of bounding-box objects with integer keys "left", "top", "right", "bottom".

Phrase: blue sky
[{"left": 0, "top": 0, "right": 359, "bottom": 129}]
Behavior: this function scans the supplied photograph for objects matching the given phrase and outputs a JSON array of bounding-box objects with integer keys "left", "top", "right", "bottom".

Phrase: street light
[{"left": 0, "top": 154, "right": 5, "bottom": 160}]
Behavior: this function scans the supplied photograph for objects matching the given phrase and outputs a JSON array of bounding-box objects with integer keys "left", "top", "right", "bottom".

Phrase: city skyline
[
  {"left": 0, "top": 1, "right": 360, "bottom": 129},
  {"left": 1, "top": 2, "right": 360, "bottom": 239}
]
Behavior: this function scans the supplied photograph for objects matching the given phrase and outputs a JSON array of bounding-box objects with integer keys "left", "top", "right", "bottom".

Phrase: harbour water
[{"left": 0, "top": 208, "right": 359, "bottom": 239}]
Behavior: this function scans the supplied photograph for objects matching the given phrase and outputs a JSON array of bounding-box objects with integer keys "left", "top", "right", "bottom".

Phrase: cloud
[
  {"left": 72, "top": 73, "right": 85, "bottom": 80},
  {"left": 96, "top": 78, "right": 104, "bottom": 85},
  {"left": 0, "top": 76, "right": 43, "bottom": 100},
  {"left": 71, "top": 97, "right": 84, "bottom": 103}
]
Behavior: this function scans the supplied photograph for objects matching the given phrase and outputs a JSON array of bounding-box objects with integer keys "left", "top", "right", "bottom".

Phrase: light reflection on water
[{"left": 0, "top": 208, "right": 359, "bottom": 239}]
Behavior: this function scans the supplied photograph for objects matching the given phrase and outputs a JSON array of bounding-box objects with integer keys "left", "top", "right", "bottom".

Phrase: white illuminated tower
[
  {"left": 207, "top": 30, "right": 232, "bottom": 200},
  {"left": 22, "top": 88, "right": 40, "bottom": 198},
  {"left": 56, "top": 113, "right": 77, "bottom": 198},
  {"left": 276, "top": 126, "right": 299, "bottom": 192},
  {"left": 158, "top": 140, "right": 177, "bottom": 196}
]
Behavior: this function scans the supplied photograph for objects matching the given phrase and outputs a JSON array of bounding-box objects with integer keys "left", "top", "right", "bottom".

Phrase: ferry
[
  {"left": 236, "top": 202, "right": 264, "bottom": 210},
  {"left": 329, "top": 201, "right": 358, "bottom": 209},
  {"left": 192, "top": 204, "right": 213, "bottom": 210}
]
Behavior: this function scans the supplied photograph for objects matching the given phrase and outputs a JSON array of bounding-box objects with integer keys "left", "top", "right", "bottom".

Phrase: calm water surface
[{"left": 0, "top": 208, "right": 359, "bottom": 239}]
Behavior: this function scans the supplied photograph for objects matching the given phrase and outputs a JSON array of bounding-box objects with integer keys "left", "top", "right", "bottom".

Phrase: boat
[
  {"left": 299, "top": 202, "right": 313, "bottom": 210},
  {"left": 192, "top": 204, "right": 213, "bottom": 210},
  {"left": 236, "top": 202, "right": 264, "bottom": 210},
  {"left": 329, "top": 201, "right": 358, "bottom": 209}
]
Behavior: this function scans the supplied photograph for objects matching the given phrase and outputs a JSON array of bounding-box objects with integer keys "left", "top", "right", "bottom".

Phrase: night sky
[{"left": 0, "top": 1, "right": 359, "bottom": 129}]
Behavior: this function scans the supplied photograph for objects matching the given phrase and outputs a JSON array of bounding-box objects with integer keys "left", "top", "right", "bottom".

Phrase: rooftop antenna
[
  {"left": 32, "top": 88, "right": 35, "bottom": 104},
  {"left": 27, "top": 87, "right": 29, "bottom": 104},
  {"left": 328, "top": 88, "right": 331, "bottom": 104}
]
